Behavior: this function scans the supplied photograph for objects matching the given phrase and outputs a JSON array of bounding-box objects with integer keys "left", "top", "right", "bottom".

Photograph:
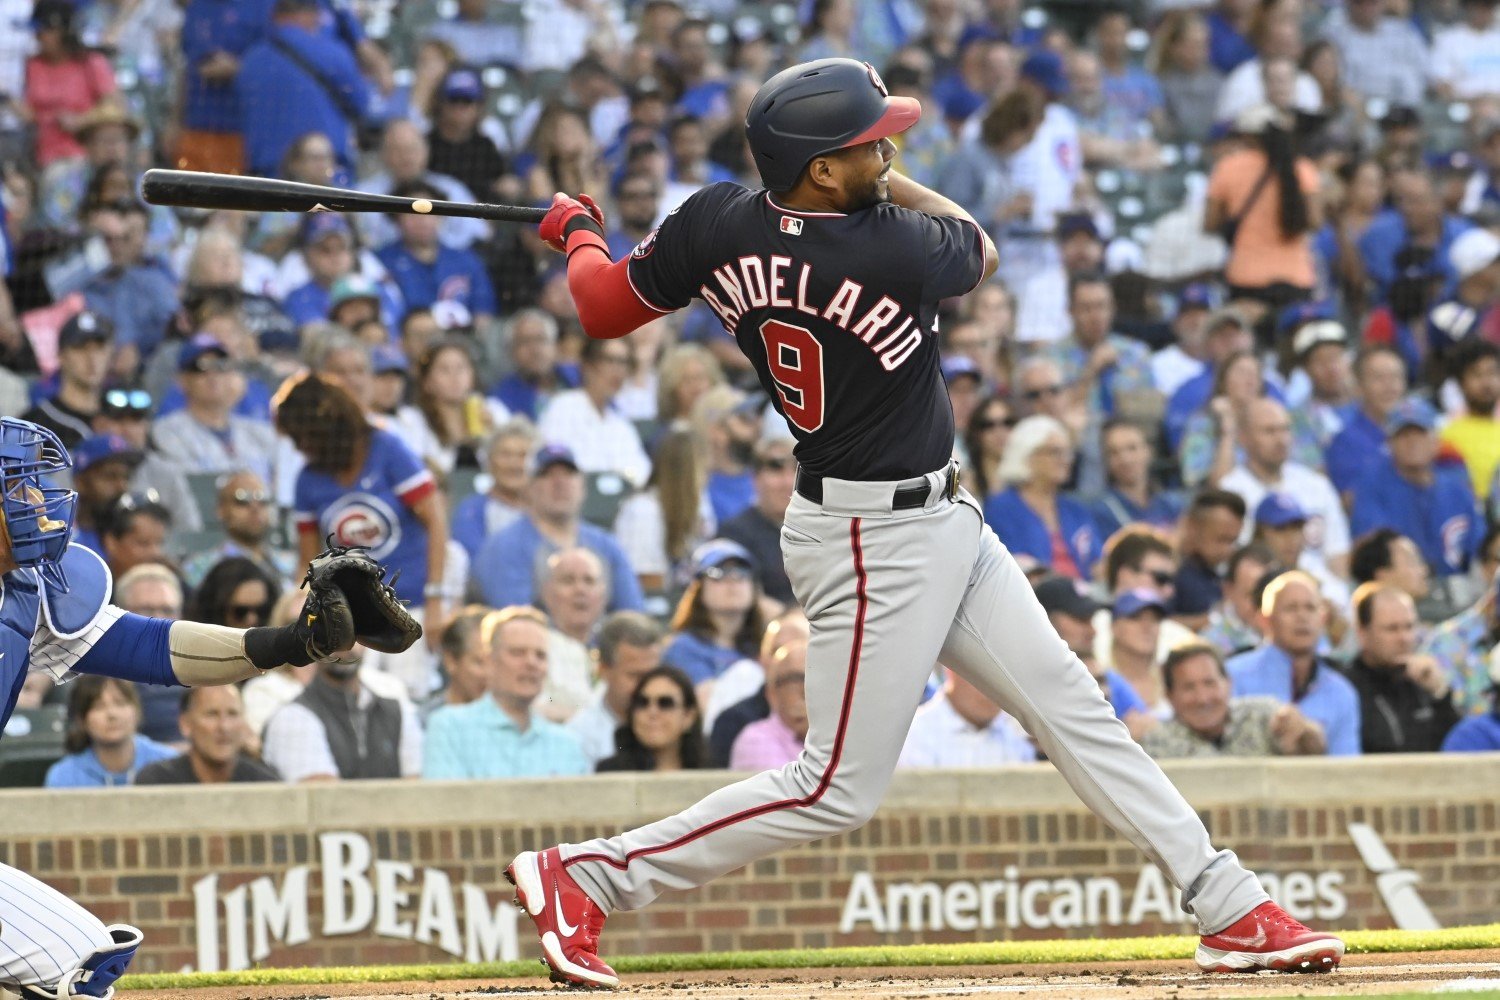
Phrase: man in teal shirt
[{"left": 423, "top": 607, "right": 589, "bottom": 779}]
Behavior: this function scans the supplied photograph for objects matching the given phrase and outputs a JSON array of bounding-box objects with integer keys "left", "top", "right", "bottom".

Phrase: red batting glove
[{"left": 539, "top": 192, "right": 606, "bottom": 254}]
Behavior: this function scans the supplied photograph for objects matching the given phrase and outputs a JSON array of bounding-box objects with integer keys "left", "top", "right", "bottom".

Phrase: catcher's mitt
[{"left": 302, "top": 541, "right": 424, "bottom": 654}]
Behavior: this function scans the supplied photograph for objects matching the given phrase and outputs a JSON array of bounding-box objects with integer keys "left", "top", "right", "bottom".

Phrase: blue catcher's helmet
[{"left": 0, "top": 417, "right": 78, "bottom": 589}]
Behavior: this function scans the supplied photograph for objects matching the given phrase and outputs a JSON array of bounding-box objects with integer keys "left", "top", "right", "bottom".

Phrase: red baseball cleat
[
  {"left": 505, "top": 848, "right": 619, "bottom": 989},
  {"left": 1196, "top": 901, "right": 1345, "bottom": 973}
]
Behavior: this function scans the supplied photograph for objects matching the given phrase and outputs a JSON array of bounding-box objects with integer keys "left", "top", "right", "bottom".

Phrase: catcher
[{"left": 0, "top": 415, "right": 419, "bottom": 1000}]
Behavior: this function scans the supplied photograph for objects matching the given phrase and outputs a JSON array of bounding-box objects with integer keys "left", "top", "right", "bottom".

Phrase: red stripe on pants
[{"left": 565, "top": 518, "right": 869, "bottom": 871}]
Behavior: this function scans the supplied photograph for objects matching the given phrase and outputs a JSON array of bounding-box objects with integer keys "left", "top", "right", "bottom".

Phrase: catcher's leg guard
[{"left": 17, "top": 926, "right": 141, "bottom": 1000}]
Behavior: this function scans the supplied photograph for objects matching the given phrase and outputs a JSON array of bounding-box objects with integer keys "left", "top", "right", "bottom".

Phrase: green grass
[{"left": 119, "top": 922, "right": 1500, "bottom": 991}]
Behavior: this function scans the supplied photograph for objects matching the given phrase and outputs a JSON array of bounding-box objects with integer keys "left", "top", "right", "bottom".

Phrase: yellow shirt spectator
[{"left": 1441, "top": 414, "right": 1500, "bottom": 500}]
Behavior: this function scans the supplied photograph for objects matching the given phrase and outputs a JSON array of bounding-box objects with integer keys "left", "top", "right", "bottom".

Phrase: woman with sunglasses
[
  {"left": 596, "top": 666, "right": 707, "bottom": 773},
  {"left": 960, "top": 393, "right": 1017, "bottom": 503},
  {"left": 188, "top": 556, "right": 280, "bottom": 630},
  {"left": 661, "top": 540, "right": 767, "bottom": 702}
]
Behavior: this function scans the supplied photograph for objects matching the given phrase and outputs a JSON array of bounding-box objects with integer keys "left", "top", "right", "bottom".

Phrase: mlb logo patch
[{"left": 780, "top": 216, "right": 803, "bottom": 236}]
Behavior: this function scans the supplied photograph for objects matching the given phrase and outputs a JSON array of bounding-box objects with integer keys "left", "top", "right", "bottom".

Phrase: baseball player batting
[
  {"left": 0, "top": 417, "right": 419, "bottom": 1000},
  {"left": 508, "top": 58, "right": 1344, "bottom": 988}
]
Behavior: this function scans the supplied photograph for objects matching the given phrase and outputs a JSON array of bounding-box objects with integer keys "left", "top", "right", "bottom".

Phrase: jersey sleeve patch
[
  {"left": 38, "top": 544, "right": 114, "bottom": 640},
  {"left": 626, "top": 183, "right": 737, "bottom": 313}
]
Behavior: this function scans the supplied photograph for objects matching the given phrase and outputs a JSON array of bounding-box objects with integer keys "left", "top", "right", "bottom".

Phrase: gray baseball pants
[{"left": 562, "top": 466, "right": 1269, "bottom": 934}]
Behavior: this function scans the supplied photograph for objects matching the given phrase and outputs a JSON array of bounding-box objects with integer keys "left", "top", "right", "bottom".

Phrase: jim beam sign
[{"left": 193, "top": 823, "right": 1437, "bottom": 971}]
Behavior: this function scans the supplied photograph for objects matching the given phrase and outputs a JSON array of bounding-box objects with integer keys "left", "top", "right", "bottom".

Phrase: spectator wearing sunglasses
[
  {"left": 662, "top": 541, "right": 768, "bottom": 703},
  {"left": 181, "top": 471, "right": 297, "bottom": 589},
  {"left": 718, "top": 439, "right": 797, "bottom": 608},
  {"left": 960, "top": 395, "right": 1017, "bottom": 504},
  {"left": 425, "top": 67, "right": 510, "bottom": 200},
  {"left": 149, "top": 334, "right": 278, "bottom": 481},
  {"left": 187, "top": 556, "right": 281, "bottom": 632},
  {"left": 21, "top": 310, "right": 113, "bottom": 451},
  {"left": 1093, "top": 526, "right": 1197, "bottom": 672},
  {"left": 597, "top": 666, "right": 708, "bottom": 774}
]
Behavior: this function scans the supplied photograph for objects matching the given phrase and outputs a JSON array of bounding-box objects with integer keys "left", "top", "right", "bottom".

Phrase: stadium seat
[
  {"left": 582, "top": 471, "right": 630, "bottom": 529},
  {"left": 0, "top": 706, "right": 67, "bottom": 788}
]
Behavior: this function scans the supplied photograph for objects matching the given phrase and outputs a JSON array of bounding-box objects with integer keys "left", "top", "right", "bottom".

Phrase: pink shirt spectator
[
  {"left": 25, "top": 51, "right": 115, "bottom": 166},
  {"left": 729, "top": 713, "right": 805, "bottom": 771}
]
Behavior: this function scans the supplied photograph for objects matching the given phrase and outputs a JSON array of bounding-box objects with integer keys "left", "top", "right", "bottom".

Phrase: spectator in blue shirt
[
  {"left": 1324, "top": 345, "right": 1407, "bottom": 500},
  {"left": 1096, "top": 8, "right": 1166, "bottom": 136},
  {"left": 1226, "top": 570, "right": 1362, "bottom": 755},
  {"left": 471, "top": 444, "right": 644, "bottom": 612},
  {"left": 1090, "top": 418, "right": 1185, "bottom": 540},
  {"left": 376, "top": 180, "right": 496, "bottom": 325},
  {"left": 423, "top": 606, "right": 589, "bottom": 779},
  {"left": 178, "top": 0, "right": 268, "bottom": 174},
  {"left": 1357, "top": 169, "right": 1471, "bottom": 304},
  {"left": 1205, "top": 1, "right": 1256, "bottom": 73},
  {"left": 1350, "top": 398, "right": 1483, "bottom": 577},
  {"left": 83, "top": 200, "right": 179, "bottom": 379},
  {"left": 44, "top": 676, "right": 177, "bottom": 788},
  {"left": 488, "top": 308, "right": 580, "bottom": 419},
  {"left": 662, "top": 540, "right": 768, "bottom": 690},
  {"left": 1442, "top": 678, "right": 1500, "bottom": 752},
  {"left": 237, "top": 0, "right": 375, "bottom": 177},
  {"left": 986, "top": 415, "right": 1103, "bottom": 581}
]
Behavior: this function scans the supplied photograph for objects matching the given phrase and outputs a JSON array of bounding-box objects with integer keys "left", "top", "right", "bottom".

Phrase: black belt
[{"left": 795, "top": 463, "right": 959, "bottom": 509}]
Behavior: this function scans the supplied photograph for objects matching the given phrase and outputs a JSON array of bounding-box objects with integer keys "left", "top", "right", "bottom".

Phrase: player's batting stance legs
[{"left": 510, "top": 473, "right": 1343, "bottom": 987}]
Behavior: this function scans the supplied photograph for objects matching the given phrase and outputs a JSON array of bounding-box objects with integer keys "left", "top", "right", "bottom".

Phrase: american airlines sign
[{"left": 839, "top": 823, "right": 1438, "bottom": 935}]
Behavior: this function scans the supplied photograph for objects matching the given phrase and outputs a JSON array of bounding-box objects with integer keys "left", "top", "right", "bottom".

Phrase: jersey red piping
[
  {"left": 624, "top": 259, "right": 674, "bottom": 314},
  {"left": 564, "top": 517, "right": 869, "bottom": 873},
  {"left": 958, "top": 217, "right": 989, "bottom": 297},
  {"left": 764, "top": 192, "right": 846, "bottom": 218}
]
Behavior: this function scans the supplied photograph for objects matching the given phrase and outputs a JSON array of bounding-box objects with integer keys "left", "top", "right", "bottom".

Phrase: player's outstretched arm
[
  {"left": 540, "top": 192, "right": 669, "bottom": 340},
  {"left": 886, "top": 171, "right": 999, "bottom": 282}
]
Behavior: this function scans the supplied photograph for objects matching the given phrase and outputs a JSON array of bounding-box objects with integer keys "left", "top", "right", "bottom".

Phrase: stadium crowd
[{"left": 2, "top": 0, "right": 1500, "bottom": 790}]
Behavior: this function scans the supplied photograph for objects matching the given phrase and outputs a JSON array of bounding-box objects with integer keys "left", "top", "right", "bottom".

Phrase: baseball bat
[{"left": 140, "top": 169, "right": 548, "bottom": 224}]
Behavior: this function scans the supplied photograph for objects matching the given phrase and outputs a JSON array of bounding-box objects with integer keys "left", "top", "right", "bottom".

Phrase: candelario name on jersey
[{"left": 698, "top": 254, "right": 926, "bottom": 372}]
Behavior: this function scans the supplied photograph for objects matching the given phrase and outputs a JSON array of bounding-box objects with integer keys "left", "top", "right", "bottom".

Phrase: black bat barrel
[{"left": 140, "top": 169, "right": 547, "bottom": 224}]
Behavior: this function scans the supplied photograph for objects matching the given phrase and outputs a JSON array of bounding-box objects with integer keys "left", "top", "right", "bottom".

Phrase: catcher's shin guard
[{"left": 18, "top": 925, "right": 142, "bottom": 1000}]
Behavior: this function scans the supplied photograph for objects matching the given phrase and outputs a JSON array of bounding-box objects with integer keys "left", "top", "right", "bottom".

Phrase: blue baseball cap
[
  {"left": 1020, "top": 50, "right": 1069, "bottom": 97},
  {"left": 1177, "top": 283, "right": 1215, "bottom": 314},
  {"left": 527, "top": 443, "right": 579, "bottom": 477},
  {"left": 1112, "top": 588, "right": 1167, "bottom": 619},
  {"left": 1276, "top": 299, "right": 1336, "bottom": 336},
  {"left": 690, "top": 538, "right": 757, "bottom": 577},
  {"left": 941, "top": 355, "right": 982, "bottom": 385},
  {"left": 73, "top": 434, "right": 143, "bottom": 475},
  {"left": 178, "top": 333, "right": 230, "bottom": 372},
  {"left": 1385, "top": 397, "right": 1438, "bottom": 435},
  {"left": 371, "top": 344, "right": 408, "bottom": 376},
  {"left": 1255, "top": 492, "right": 1308, "bottom": 529},
  {"left": 58, "top": 309, "right": 114, "bottom": 349},
  {"left": 441, "top": 67, "right": 484, "bottom": 102},
  {"left": 301, "top": 212, "right": 352, "bottom": 247}
]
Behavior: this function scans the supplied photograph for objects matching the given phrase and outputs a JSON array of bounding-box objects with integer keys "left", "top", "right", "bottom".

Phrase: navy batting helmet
[
  {"left": 0, "top": 418, "right": 77, "bottom": 588},
  {"left": 746, "top": 58, "right": 921, "bottom": 193}
]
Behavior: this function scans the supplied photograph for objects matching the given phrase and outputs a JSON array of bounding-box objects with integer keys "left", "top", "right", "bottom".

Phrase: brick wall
[{"left": 2, "top": 756, "right": 1496, "bottom": 972}]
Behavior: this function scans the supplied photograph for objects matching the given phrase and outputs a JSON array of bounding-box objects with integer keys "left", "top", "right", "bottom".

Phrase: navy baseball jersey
[{"left": 628, "top": 183, "right": 985, "bottom": 482}]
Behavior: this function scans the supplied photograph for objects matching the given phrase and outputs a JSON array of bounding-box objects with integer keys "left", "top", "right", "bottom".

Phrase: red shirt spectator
[{"left": 24, "top": 1, "right": 117, "bottom": 167}]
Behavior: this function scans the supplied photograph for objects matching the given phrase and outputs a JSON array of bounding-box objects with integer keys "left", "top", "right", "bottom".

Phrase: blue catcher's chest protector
[{"left": 0, "top": 545, "right": 111, "bottom": 732}]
